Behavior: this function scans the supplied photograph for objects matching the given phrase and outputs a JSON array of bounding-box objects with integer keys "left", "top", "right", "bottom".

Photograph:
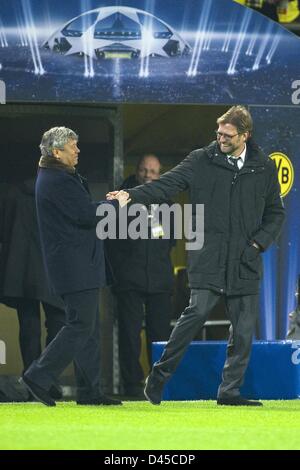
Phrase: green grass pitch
[{"left": 1, "top": 400, "right": 300, "bottom": 450}]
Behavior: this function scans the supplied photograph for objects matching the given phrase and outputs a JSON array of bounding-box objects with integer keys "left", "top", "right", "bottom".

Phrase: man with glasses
[{"left": 107, "top": 105, "right": 285, "bottom": 406}]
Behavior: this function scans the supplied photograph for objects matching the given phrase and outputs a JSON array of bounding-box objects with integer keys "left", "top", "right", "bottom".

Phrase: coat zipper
[{"left": 225, "top": 170, "right": 239, "bottom": 294}]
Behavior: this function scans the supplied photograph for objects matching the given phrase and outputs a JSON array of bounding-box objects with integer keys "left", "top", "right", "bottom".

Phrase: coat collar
[
  {"left": 38, "top": 156, "right": 90, "bottom": 192},
  {"left": 39, "top": 155, "right": 76, "bottom": 174},
  {"left": 205, "top": 139, "right": 267, "bottom": 171}
]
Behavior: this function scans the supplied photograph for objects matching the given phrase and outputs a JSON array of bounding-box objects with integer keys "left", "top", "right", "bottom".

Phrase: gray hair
[{"left": 39, "top": 127, "right": 78, "bottom": 157}]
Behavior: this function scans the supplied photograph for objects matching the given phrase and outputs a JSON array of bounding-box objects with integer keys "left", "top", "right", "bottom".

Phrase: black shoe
[
  {"left": 77, "top": 395, "right": 122, "bottom": 406},
  {"left": 20, "top": 376, "right": 56, "bottom": 407},
  {"left": 217, "top": 396, "right": 263, "bottom": 406},
  {"left": 49, "top": 385, "right": 63, "bottom": 400},
  {"left": 144, "top": 374, "right": 164, "bottom": 405},
  {"left": 26, "top": 387, "right": 62, "bottom": 402}
]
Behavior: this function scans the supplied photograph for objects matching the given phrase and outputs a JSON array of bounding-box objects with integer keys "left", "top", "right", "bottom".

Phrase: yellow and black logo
[{"left": 270, "top": 152, "right": 294, "bottom": 198}]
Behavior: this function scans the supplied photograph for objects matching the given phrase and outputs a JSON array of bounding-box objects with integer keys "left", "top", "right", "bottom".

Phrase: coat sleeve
[
  {"left": 50, "top": 176, "right": 118, "bottom": 227},
  {"left": 128, "top": 152, "right": 196, "bottom": 205},
  {"left": 252, "top": 160, "right": 285, "bottom": 251}
]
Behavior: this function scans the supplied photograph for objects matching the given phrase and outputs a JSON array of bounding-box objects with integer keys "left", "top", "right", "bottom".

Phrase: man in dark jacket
[
  {"left": 21, "top": 127, "right": 128, "bottom": 406},
  {"left": 0, "top": 181, "right": 65, "bottom": 363},
  {"left": 0, "top": 180, "right": 65, "bottom": 400},
  {"left": 108, "top": 155, "right": 174, "bottom": 398},
  {"left": 108, "top": 106, "right": 285, "bottom": 406}
]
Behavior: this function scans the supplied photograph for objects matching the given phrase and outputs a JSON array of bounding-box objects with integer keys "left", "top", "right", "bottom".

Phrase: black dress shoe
[
  {"left": 144, "top": 374, "right": 164, "bottom": 405},
  {"left": 49, "top": 385, "right": 63, "bottom": 400},
  {"left": 77, "top": 395, "right": 122, "bottom": 406},
  {"left": 217, "top": 396, "right": 263, "bottom": 406},
  {"left": 20, "top": 376, "right": 56, "bottom": 407}
]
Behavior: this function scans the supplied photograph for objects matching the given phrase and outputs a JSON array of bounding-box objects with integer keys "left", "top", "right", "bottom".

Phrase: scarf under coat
[{"left": 38, "top": 155, "right": 75, "bottom": 174}]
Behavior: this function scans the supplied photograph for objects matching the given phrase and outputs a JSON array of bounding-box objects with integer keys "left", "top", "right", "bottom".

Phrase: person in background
[
  {"left": 0, "top": 179, "right": 65, "bottom": 400},
  {"left": 108, "top": 154, "right": 174, "bottom": 399}
]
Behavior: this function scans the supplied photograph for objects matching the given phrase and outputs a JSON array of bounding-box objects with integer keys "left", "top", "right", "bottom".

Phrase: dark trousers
[
  {"left": 16, "top": 299, "right": 65, "bottom": 372},
  {"left": 152, "top": 289, "right": 259, "bottom": 398},
  {"left": 25, "top": 288, "right": 101, "bottom": 401},
  {"left": 116, "top": 290, "right": 172, "bottom": 390}
]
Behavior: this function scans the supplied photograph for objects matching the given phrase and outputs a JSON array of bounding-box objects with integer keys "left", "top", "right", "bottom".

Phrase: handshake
[{"left": 106, "top": 190, "right": 131, "bottom": 208}]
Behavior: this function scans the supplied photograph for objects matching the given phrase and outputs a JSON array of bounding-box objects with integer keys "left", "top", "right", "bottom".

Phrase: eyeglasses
[{"left": 215, "top": 130, "right": 240, "bottom": 141}]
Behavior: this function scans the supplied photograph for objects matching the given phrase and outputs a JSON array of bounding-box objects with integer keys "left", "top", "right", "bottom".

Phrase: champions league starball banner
[
  {"left": 0, "top": 0, "right": 300, "bottom": 104},
  {"left": 0, "top": 0, "right": 300, "bottom": 339}
]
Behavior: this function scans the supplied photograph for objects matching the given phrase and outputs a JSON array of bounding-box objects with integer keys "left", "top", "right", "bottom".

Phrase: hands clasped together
[{"left": 106, "top": 190, "right": 130, "bottom": 208}]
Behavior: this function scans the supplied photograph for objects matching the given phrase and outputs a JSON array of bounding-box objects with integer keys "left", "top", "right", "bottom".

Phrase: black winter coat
[
  {"left": 128, "top": 141, "right": 285, "bottom": 296},
  {"left": 36, "top": 168, "right": 117, "bottom": 296},
  {"left": 107, "top": 175, "right": 175, "bottom": 293},
  {"left": 0, "top": 180, "right": 64, "bottom": 309}
]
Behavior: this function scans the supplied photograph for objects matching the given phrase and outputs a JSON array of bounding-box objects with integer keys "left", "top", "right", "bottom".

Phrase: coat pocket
[{"left": 239, "top": 245, "right": 262, "bottom": 280}]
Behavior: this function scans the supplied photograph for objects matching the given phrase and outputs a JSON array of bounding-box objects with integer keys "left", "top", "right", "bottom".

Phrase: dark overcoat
[
  {"left": 35, "top": 168, "right": 116, "bottom": 296},
  {"left": 128, "top": 140, "right": 285, "bottom": 296},
  {"left": 0, "top": 180, "right": 63, "bottom": 308}
]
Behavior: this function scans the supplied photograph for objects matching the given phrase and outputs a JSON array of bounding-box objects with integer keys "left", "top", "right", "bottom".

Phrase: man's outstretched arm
[{"left": 107, "top": 152, "right": 195, "bottom": 206}]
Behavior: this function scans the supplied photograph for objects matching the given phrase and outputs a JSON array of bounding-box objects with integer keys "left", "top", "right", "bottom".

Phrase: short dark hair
[{"left": 217, "top": 106, "right": 253, "bottom": 134}]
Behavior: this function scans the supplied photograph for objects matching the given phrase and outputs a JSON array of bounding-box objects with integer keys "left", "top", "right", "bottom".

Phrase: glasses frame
[{"left": 215, "top": 130, "right": 241, "bottom": 141}]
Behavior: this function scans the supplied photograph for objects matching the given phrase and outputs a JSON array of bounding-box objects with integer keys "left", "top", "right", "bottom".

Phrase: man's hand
[
  {"left": 107, "top": 190, "right": 130, "bottom": 208},
  {"left": 106, "top": 191, "right": 120, "bottom": 200}
]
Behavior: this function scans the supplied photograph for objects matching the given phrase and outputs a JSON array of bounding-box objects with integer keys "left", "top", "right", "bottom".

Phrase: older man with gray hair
[{"left": 21, "top": 127, "right": 128, "bottom": 406}]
